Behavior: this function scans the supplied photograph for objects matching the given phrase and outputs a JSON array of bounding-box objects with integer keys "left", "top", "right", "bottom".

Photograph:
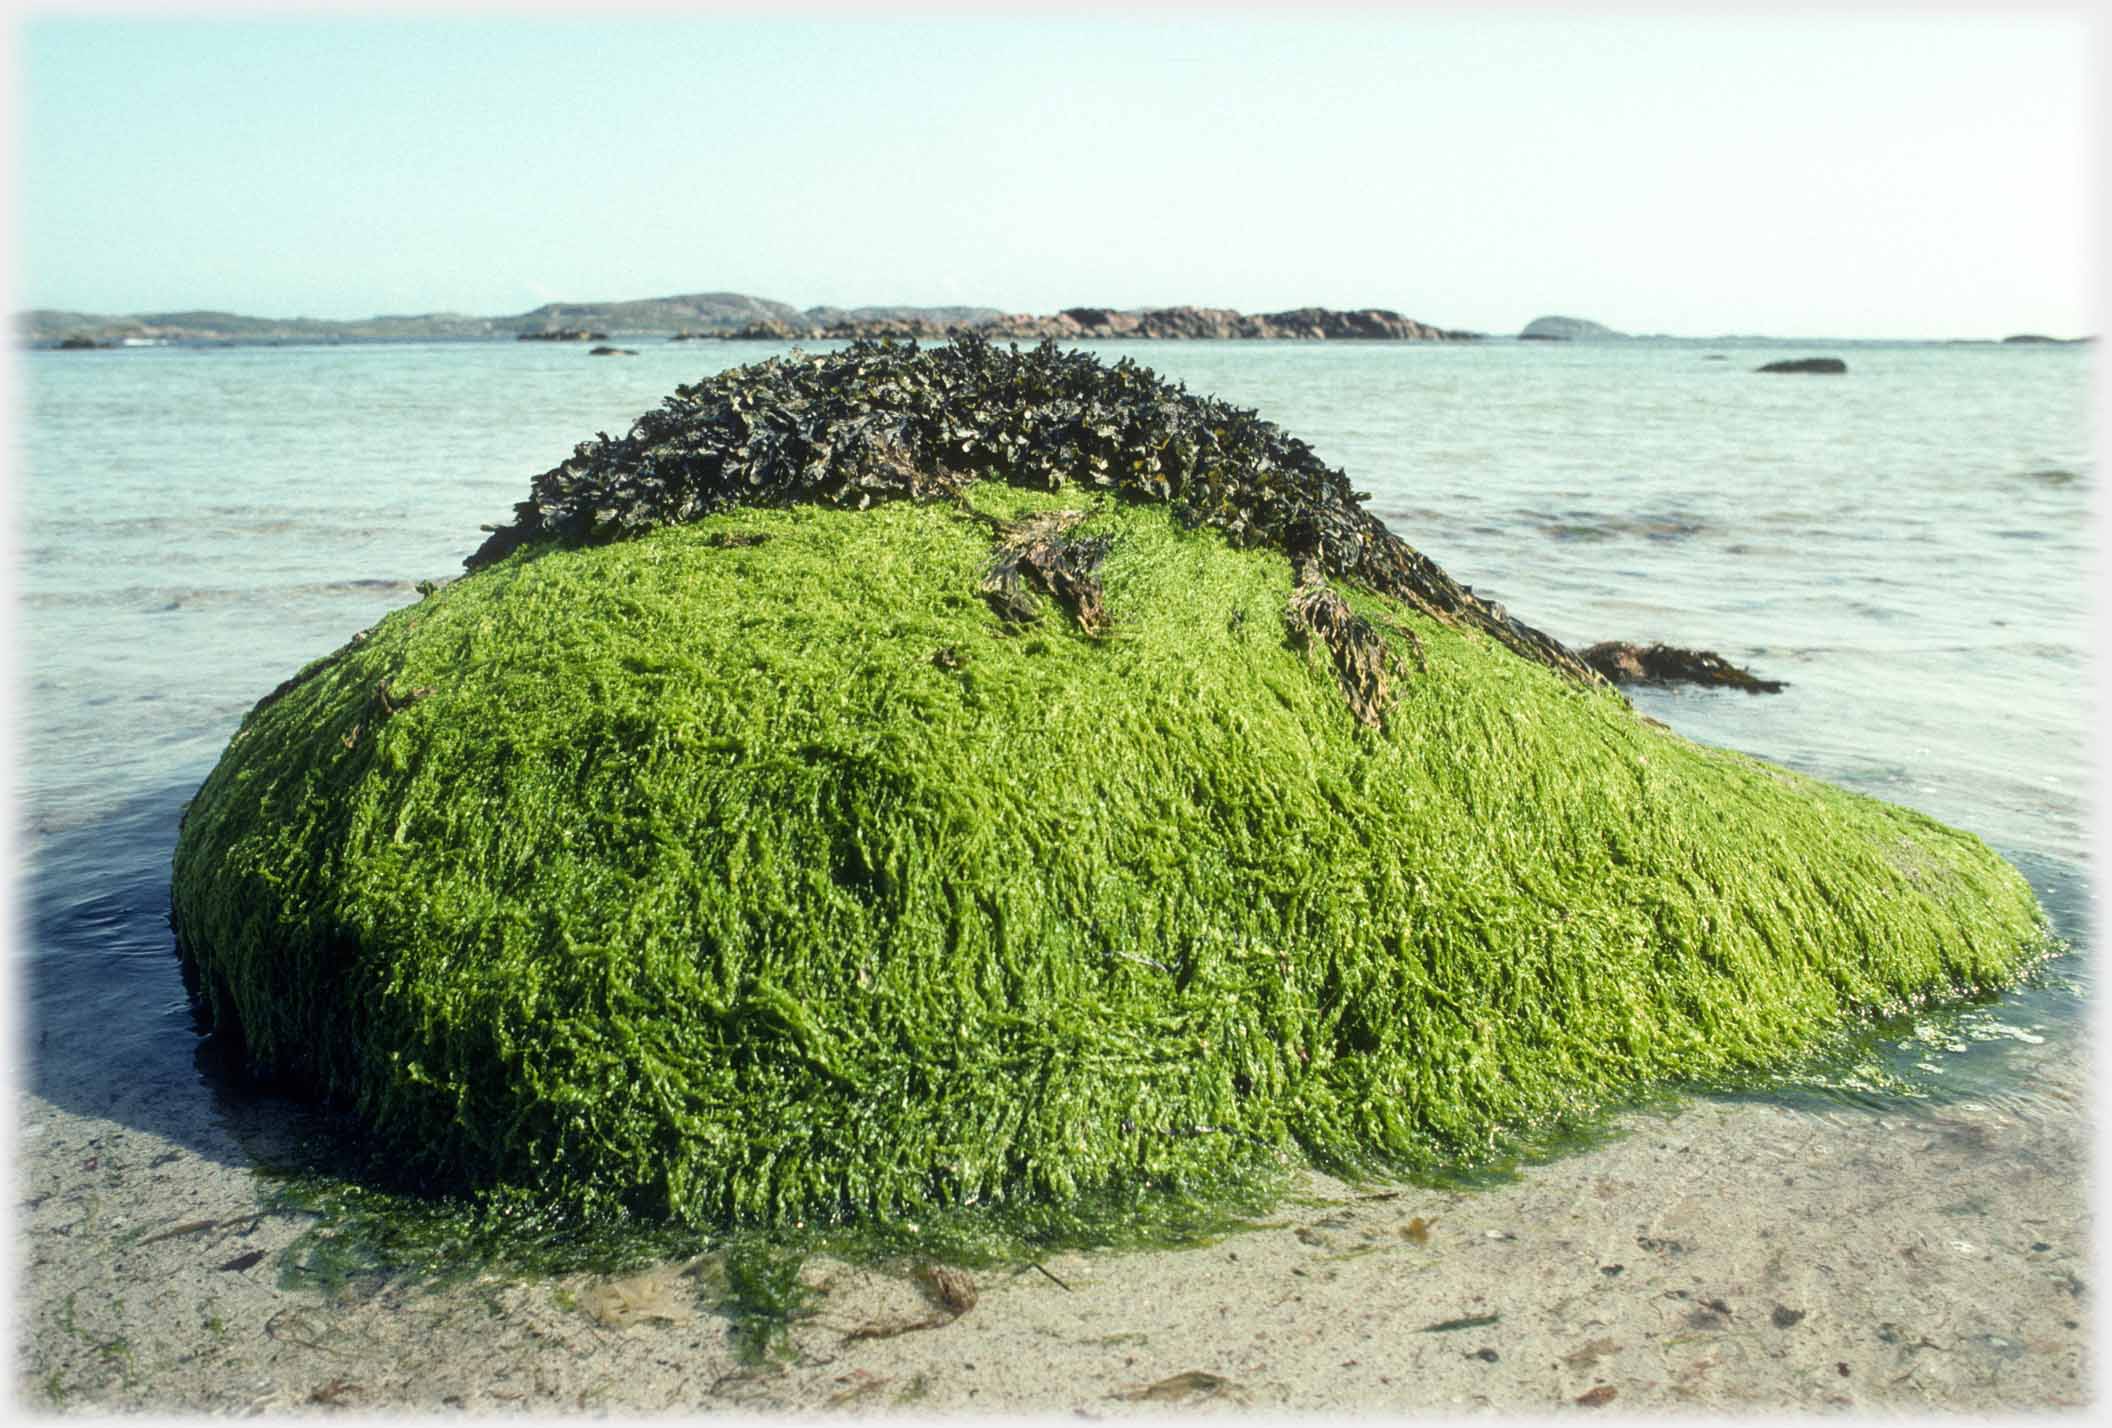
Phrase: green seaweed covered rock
[{"left": 171, "top": 341, "right": 2047, "bottom": 1229}]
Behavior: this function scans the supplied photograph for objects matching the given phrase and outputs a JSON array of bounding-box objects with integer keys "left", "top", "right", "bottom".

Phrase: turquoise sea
[{"left": 13, "top": 335, "right": 2097, "bottom": 1174}]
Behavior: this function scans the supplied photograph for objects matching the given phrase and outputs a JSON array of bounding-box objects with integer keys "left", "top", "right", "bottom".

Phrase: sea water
[{"left": 12, "top": 335, "right": 2096, "bottom": 1160}]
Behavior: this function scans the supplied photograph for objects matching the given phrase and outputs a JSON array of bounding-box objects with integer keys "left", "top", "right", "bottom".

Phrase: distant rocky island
[
  {"left": 17, "top": 291, "right": 1479, "bottom": 348},
  {"left": 723, "top": 306, "right": 1479, "bottom": 343},
  {"left": 21, "top": 296, "right": 2091, "bottom": 350},
  {"left": 18, "top": 292, "right": 859, "bottom": 347},
  {"left": 1515, "top": 315, "right": 2095, "bottom": 346},
  {"left": 1518, "top": 315, "right": 1626, "bottom": 341}
]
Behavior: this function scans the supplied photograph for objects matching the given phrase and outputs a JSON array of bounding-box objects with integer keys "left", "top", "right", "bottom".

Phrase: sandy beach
[{"left": 14, "top": 1018, "right": 2092, "bottom": 1416}]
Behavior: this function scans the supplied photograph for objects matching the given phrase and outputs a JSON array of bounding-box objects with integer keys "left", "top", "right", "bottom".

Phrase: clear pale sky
[{"left": 13, "top": 9, "right": 2101, "bottom": 339}]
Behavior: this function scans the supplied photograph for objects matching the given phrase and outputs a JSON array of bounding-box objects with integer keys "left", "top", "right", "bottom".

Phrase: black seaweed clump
[{"left": 468, "top": 335, "right": 1598, "bottom": 684}]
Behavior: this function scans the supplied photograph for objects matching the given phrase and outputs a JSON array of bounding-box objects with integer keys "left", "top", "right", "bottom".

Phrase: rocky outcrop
[
  {"left": 818, "top": 316, "right": 954, "bottom": 341},
  {"left": 168, "top": 337, "right": 2046, "bottom": 1236},
  {"left": 726, "top": 319, "right": 810, "bottom": 340},
  {"left": 588, "top": 346, "right": 638, "bottom": 357},
  {"left": 1756, "top": 357, "right": 1846, "bottom": 374},
  {"left": 1582, "top": 641, "right": 1785, "bottom": 693},
  {"left": 518, "top": 328, "right": 606, "bottom": 342},
  {"left": 465, "top": 335, "right": 1591, "bottom": 683}
]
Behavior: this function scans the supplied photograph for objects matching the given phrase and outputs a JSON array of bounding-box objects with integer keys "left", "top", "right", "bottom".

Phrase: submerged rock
[
  {"left": 1756, "top": 357, "right": 1847, "bottom": 374},
  {"left": 170, "top": 339, "right": 2049, "bottom": 1230}
]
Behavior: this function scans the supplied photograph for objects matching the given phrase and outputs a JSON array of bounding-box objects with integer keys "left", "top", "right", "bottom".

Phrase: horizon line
[{"left": 13, "top": 293, "right": 2095, "bottom": 348}]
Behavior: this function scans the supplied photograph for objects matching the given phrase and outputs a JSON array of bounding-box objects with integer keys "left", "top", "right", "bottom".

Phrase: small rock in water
[{"left": 1756, "top": 356, "right": 1847, "bottom": 374}]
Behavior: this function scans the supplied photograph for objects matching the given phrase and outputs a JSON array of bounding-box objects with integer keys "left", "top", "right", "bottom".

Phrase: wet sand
[{"left": 13, "top": 1028, "right": 2093, "bottom": 1416}]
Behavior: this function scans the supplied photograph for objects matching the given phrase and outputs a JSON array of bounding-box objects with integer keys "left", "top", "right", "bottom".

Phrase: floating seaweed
[
  {"left": 1581, "top": 641, "right": 1786, "bottom": 694},
  {"left": 1422, "top": 1312, "right": 1502, "bottom": 1333},
  {"left": 1122, "top": 1370, "right": 1237, "bottom": 1403}
]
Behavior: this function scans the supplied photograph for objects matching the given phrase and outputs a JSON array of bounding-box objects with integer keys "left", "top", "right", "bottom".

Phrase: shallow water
[{"left": 13, "top": 334, "right": 2096, "bottom": 1162}]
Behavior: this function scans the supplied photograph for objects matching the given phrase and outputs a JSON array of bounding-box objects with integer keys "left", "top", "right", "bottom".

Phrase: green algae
[{"left": 172, "top": 481, "right": 2050, "bottom": 1236}]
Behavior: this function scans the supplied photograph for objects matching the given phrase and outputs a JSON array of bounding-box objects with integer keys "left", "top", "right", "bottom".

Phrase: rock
[
  {"left": 1256, "top": 307, "right": 1474, "bottom": 341},
  {"left": 725, "top": 319, "right": 816, "bottom": 340},
  {"left": 1581, "top": 641, "right": 1786, "bottom": 693},
  {"left": 1056, "top": 306, "right": 1154, "bottom": 337},
  {"left": 816, "top": 315, "right": 949, "bottom": 341},
  {"left": 1520, "top": 316, "right": 1624, "bottom": 341},
  {"left": 587, "top": 346, "right": 638, "bottom": 356},
  {"left": 1756, "top": 357, "right": 1847, "bottom": 374},
  {"left": 53, "top": 335, "right": 107, "bottom": 350},
  {"left": 518, "top": 328, "right": 606, "bottom": 342},
  {"left": 458, "top": 336, "right": 1585, "bottom": 686},
  {"left": 169, "top": 339, "right": 2045, "bottom": 1232}
]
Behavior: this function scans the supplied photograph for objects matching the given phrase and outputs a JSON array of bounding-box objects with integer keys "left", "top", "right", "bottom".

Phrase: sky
[{"left": 10, "top": 8, "right": 2103, "bottom": 339}]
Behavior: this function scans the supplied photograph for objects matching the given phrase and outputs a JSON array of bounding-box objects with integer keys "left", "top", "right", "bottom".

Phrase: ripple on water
[
  {"left": 1528, "top": 509, "right": 1710, "bottom": 543},
  {"left": 22, "top": 577, "right": 421, "bottom": 611}
]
